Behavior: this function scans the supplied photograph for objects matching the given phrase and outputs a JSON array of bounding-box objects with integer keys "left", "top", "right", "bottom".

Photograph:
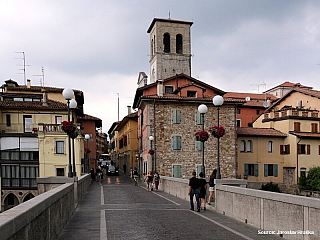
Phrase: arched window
[
  {"left": 268, "top": 141, "right": 273, "bottom": 153},
  {"left": 4, "top": 193, "right": 19, "bottom": 211},
  {"left": 23, "top": 193, "right": 35, "bottom": 202},
  {"left": 163, "top": 33, "right": 170, "bottom": 53},
  {"left": 247, "top": 140, "right": 252, "bottom": 152},
  {"left": 240, "top": 140, "right": 246, "bottom": 152},
  {"left": 176, "top": 34, "right": 183, "bottom": 53},
  {"left": 151, "top": 39, "right": 154, "bottom": 57}
]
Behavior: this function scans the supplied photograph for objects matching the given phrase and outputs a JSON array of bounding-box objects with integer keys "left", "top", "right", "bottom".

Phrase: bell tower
[{"left": 147, "top": 18, "right": 193, "bottom": 83}]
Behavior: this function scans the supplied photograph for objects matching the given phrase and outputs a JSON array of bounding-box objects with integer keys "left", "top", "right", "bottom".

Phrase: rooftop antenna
[
  {"left": 33, "top": 67, "right": 45, "bottom": 87},
  {"left": 15, "top": 51, "right": 30, "bottom": 85},
  {"left": 168, "top": 11, "right": 171, "bottom": 19},
  {"left": 117, "top": 93, "right": 119, "bottom": 122}
]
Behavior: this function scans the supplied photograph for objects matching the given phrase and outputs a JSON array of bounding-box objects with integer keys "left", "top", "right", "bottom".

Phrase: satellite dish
[
  {"left": 263, "top": 101, "right": 270, "bottom": 108},
  {"left": 245, "top": 96, "right": 251, "bottom": 101}
]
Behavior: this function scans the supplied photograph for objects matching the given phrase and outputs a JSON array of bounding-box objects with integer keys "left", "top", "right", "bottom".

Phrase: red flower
[
  {"left": 194, "top": 131, "right": 209, "bottom": 142},
  {"left": 148, "top": 149, "right": 155, "bottom": 155},
  {"left": 84, "top": 148, "right": 91, "bottom": 153},
  {"left": 209, "top": 126, "right": 225, "bottom": 138},
  {"left": 61, "top": 121, "right": 76, "bottom": 133}
]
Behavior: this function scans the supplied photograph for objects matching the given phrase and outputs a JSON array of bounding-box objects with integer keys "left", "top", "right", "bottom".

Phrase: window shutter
[
  {"left": 172, "top": 109, "right": 176, "bottom": 123},
  {"left": 307, "top": 145, "right": 310, "bottom": 155},
  {"left": 177, "top": 110, "right": 181, "bottom": 124},
  {"left": 196, "top": 141, "right": 202, "bottom": 151},
  {"left": 264, "top": 164, "right": 268, "bottom": 177},
  {"left": 319, "top": 145, "right": 320, "bottom": 155},
  {"left": 172, "top": 136, "right": 176, "bottom": 149},
  {"left": 177, "top": 136, "right": 181, "bottom": 150},
  {"left": 254, "top": 164, "right": 259, "bottom": 177},
  {"left": 244, "top": 164, "right": 248, "bottom": 176},
  {"left": 297, "top": 144, "right": 301, "bottom": 154},
  {"left": 274, "top": 164, "right": 278, "bottom": 177},
  {"left": 197, "top": 165, "right": 202, "bottom": 176},
  {"left": 173, "top": 165, "right": 177, "bottom": 177},
  {"left": 287, "top": 144, "right": 290, "bottom": 154},
  {"left": 280, "top": 145, "right": 284, "bottom": 155},
  {"left": 196, "top": 111, "right": 201, "bottom": 125},
  {"left": 294, "top": 122, "right": 300, "bottom": 132}
]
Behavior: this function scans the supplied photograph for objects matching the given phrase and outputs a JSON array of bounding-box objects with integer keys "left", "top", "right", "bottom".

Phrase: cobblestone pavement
[{"left": 58, "top": 173, "right": 282, "bottom": 240}]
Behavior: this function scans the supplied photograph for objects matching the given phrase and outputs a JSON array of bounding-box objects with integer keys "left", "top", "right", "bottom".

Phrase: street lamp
[
  {"left": 149, "top": 136, "right": 154, "bottom": 171},
  {"left": 85, "top": 134, "right": 90, "bottom": 173},
  {"left": 213, "top": 95, "right": 224, "bottom": 179},
  {"left": 198, "top": 104, "right": 208, "bottom": 177},
  {"left": 62, "top": 88, "right": 74, "bottom": 178},
  {"left": 70, "top": 99, "right": 77, "bottom": 177}
]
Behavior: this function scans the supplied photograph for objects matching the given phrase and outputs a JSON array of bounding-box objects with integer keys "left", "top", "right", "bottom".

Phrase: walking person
[
  {"left": 123, "top": 163, "right": 127, "bottom": 175},
  {"left": 133, "top": 167, "right": 139, "bottom": 186},
  {"left": 90, "top": 168, "right": 95, "bottom": 182},
  {"left": 188, "top": 171, "right": 200, "bottom": 212},
  {"left": 208, "top": 169, "right": 217, "bottom": 205},
  {"left": 153, "top": 173, "right": 161, "bottom": 191},
  {"left": 198, "top": 172, "right": 207, "bottom": 210},
  {"left": 145, "top": 171, "right": 154, "bottom": 191}
]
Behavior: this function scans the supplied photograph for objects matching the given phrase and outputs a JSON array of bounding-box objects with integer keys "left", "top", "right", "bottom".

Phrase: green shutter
[
  {"left": 197, "top": 165, "right": 202, "bottom": 176},
  {"left": 173, "top": 165, "right": 182, "bottom": 178},
  {"left": 172, "top": 109, "right": 176, "bottom": 123},
  {"left": 196, "top": 111, "right": 201, "bottom": 125},
  {"left": 244, "top": 164, "right": 248, "bottom": 176},
  {"left": 264, "top": 164, "right": 268, "bottom": 177},
  {"left": 254, "top": 164, "right": 259, "bottom": 177},
  {"left": 177, "top": 110, "right": 181, "bottom": 124},
  {"left": 274, "top": 164, "right": 278, "bottom": 177},
  {"left": 177, "top": 136, "right": 181, "bottom": 150},
  {"left": 172, "top": 136, "right": 181, "bottom": 150},
  {"left": 196, "top": 141, "right": 202, "bottom": 151}
]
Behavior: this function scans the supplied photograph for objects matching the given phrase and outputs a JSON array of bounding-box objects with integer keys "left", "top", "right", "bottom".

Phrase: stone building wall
[{"left": 149, "top": 101, "right": 237, "bottom": 179}]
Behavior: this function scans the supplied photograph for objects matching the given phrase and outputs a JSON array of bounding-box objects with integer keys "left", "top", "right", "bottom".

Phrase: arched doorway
[
  {"left": 4, "top": 193, "right": 19, "bottom": 211},
  {"left": 23, "top": 193, "right": 35, "bottom": 202}
]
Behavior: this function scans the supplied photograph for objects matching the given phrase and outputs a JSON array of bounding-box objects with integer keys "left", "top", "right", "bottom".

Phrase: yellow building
[{"left": 115, "top": 112, "right": 138, "bottom": 173}]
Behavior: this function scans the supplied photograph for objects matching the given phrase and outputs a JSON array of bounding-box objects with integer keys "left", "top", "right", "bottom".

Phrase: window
[
  {"left": 237, "top": 119, "right": 241, "bottom": 127},
  {"left": 56, "top": 168, "right": 65, "bottom": 176},
  {"left": 264, "top": 164, "right": 278, "bottom": 177},
  {"left": 172, "top": 164, "right": 182, "bottom": 178},
  {"left": 280, "top": 144, "right": 290, "bottom": 155},
  {"left": 171, "top": 109, "right": 181, "bottom": 124},
  {"left": 236, "top": 109, "right": 241, "bottom": 114},
  {"left": 163, "top": 33, "right": 170, "bottom": 53},
  {"left": 256, "top": 110, "right": 260, "bottom": 115},
  {"left": 311, "top": 123, "right": 318, "bottom": 133},
  {"left": 268, "top": 141, "right": 273, "bottom": 153},
  {"left": 196, "top": 164, "right": 202, "bottom": 176},
  {"left": 165, "top": 86, "right": 174, "bottom": 93},
  {"left": 298, "top": 144, "right": 310, "bottom": 155},
  {"left": 246, "top": 140, "right": 252, "bottom": 152},
  {"left": 195, "top": 111, "right": 204, "bottom": 125},
  {"left": 244, "top": 164, "right": 259, "bottom": 176},
  {"left": 123, "top": 135, "right": 128, "bottom": 146},
  {"left": 55, "top": 116, "right": 62, "bottom": 124},
  {"left": 196, "top": 140, "right": 203, "bottom": 151},
  {"left": 176, "top": 34, "right": 183, "bottom": 54},
  {"left": 300, "top": 168, "right": 306, "bottom": 178},
  {"left": 56, "top": 141, "right": 64, "bottom": 154},
  {"left": 23, "top": 115, "right": 32, "bottom": 133},
  {"left": 172, "top": 135, "right": 181, "bottom": 150},
  {"left": 6, "top": 114, "right": 11, "bottom": 127},
  {"left": 187, "top": 91, "right": 197, "bottom": 98},
  {"left": 294, "top": 122, "right": 301, "bottom": 132},
  {"left": 240, "top": 140, "right": 246, "bottom": 152}
]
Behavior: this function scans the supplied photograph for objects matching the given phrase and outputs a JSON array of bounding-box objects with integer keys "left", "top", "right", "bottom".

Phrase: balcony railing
[
  {"left": 264, "top": 109, "right": 319, "bottom": 120},
  {"left": 38, "top": 123, "right": 64, "bottom": 134}
]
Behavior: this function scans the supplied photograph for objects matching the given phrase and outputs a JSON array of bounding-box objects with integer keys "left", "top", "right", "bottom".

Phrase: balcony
[{"left": 264, "top": 109, "right": 319, "bottom": 121}]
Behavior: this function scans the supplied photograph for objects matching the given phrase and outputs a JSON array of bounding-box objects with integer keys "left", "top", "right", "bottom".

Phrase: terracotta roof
[
  {"left": 289, "top": 131, "right": 320, "bottom": 139},
  {"left": 0, "top": 99, "right": 67, "bottom": 110},
  {"left": 78, "top": 114, "right": 101, "bottom": 121},
  {"left": 237, "top": 127, "right": 287, "bottom": 137},
  {"left": 265, "top": 81, "right": 312, "bottom": 92},
  {"left": 225, "top": 92, "right": 278, "bottom": 101},
  {"left": 242, "top": 101, "right": 267, "bottom": 107}
]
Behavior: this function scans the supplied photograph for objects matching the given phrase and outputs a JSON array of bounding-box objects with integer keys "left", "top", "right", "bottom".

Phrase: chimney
[
  {"left": 127, "top": 106, "right": 131, "bottom": 115},
  {"left": 157, "top": 80, "right": 164, "bottom": 97},
  {"left": 27, "top": 79, "right": 31, "bottom": 88},
  {"left": 41, "top": 89, "right": 48, "bottom": 106}
]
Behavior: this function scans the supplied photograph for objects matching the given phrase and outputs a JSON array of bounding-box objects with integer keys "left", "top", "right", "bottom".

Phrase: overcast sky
[{"left": 2, "top": 0, "right": 320, "bottom": 132}]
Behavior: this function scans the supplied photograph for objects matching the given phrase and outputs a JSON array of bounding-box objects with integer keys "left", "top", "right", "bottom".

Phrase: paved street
[{"left": 58, "top": 173, "right": 281, "bottom": 240}]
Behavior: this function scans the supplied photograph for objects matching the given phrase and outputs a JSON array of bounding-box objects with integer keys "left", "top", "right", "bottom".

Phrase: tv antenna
[
  {"left": 15, "top": 51, "right": 30, "bottom": 85},
  {"left": 250, "top": 82, "right": 266, "bottom": 94},
  {"left": 33, "top": 67, "right": 45, "bottom": 87}
]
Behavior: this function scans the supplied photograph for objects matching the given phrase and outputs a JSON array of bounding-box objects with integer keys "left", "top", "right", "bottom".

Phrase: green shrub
[
  {"left": 298, "top": 175, "right": 307, "bottom": 190},
  {"left": 260, "top": 182, "right": 281, "bottom": 193},
  {"left": 305, "top": 166, "right": 320, "bottom": 191}
]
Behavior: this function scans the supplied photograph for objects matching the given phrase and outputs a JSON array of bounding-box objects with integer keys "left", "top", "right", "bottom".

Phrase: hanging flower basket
[
  {"left": 148, "top": 149, "right": 155, "bottom": 155},
  {"left": 61, "top": 121, "right": 76, "bottom": 134},
  {"left": 194, "top": 130, "right": 209, "bottom": 142},
  {"left": 70, "top": 128, "right": 81, "bottom": 139},
  {"left": 209, "top": 126, "right": 225, "bottom": 138},
  {"left": 84, "top": 147, "right": 91, "bottom": 154}
]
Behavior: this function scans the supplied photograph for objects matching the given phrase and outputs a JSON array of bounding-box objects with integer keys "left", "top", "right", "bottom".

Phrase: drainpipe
[
  {"left": 153, "top": 99, "right": 156, "bottom": 173},
  {"left": 297, "top": 138, "right": 302, "bottom": 183}
]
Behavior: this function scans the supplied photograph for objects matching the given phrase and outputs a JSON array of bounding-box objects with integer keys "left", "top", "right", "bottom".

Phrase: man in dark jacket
[{"left": 188, "top": 171, "right": 200, "bottom": 212}]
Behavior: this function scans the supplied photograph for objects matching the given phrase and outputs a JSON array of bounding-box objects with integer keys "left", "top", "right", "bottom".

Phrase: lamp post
[
  {"left": 198, "top": 104, "right": 208, "bottom": 177},
  {"left": 213, "top": 95, "right": 224, "bottom": 179},
  {"left": 149, "top": 135, "right": 154, "bottom": 172},
  {"left": 62, "top": 88, "right": 74, "bottom": 178},
  {"left": 85, "top": 134, "right": 90, "bottom": 173},
  {"left": 70, "top": 99, "right": 77, "bottom": 176}
]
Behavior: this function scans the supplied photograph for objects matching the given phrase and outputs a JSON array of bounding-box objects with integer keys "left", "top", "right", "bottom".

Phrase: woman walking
[
  {"left": 208, "top": 169, "right": 217, "bottom": 205},
  {"left": 198, "top": 172, "right": 207, "bottom": 210},
  {"left": 154, "top": 173, "right": 161, "bottom": 191},
  {"left": 145, "top": 171, "right": 154, "bottom": 191}
]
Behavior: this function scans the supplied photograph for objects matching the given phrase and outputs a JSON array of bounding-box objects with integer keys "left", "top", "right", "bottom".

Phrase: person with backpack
[
  {"left": 198, "top": 172, "right": 207, "bottom": 210},
  {"left": 208, "top": 169, "right": 217, "bottom": 205}
]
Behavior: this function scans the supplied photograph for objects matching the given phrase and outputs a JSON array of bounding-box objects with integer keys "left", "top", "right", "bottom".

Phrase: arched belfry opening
[
  {"left": 176, "top": 34, "right": 183, "bottom": 54},
  {"left": 163, "top": 33, "right": 170, "bottom": 53}
]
